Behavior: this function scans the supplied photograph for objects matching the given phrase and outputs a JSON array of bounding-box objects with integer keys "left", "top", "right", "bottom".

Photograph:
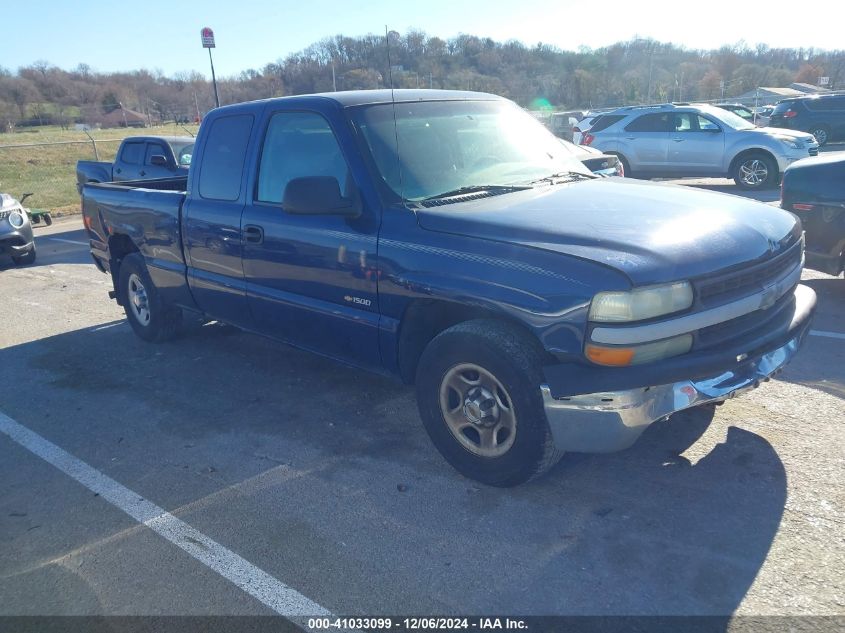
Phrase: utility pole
[
  {"left": 646, "top": 48, "right": 654, "bottom": 104},
  {"left": 332, "top": 61, "right": 337, "bottom": 91}
]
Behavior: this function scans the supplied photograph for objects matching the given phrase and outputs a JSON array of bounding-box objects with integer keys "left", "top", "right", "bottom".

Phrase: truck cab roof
[{"left": 212, "top": 89, "right": 504, "bottom": 113}]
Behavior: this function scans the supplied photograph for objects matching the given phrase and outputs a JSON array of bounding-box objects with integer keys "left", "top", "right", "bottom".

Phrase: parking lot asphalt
[{"left": 0, "top": 185, "right": 843, "bottom": 621}]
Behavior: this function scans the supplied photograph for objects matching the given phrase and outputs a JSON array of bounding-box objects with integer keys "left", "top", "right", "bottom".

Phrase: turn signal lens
[
  {"left": 586, "top": 334, "right": 693, "bottom": 367},
  {"left": 585, "top": 345, "right": 635, "bottom": 366}
]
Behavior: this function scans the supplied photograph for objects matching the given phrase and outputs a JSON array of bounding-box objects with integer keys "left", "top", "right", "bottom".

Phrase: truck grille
[
  {"left": 809, "top": 147, "right": 819, "bottom": 156},
  {"left": 696, "top": 240, "right": 802, "bottom": 306}
]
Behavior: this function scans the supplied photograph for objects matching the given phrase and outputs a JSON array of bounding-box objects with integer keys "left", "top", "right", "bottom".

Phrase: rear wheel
[
  {"left": 416, "top": 320, "right": 563, "bottom": 486},
  {"left": 118, "top": 253, "right": 181, "bottom": 342},
  {"left": 810, "top": 125, "right": 830, "bottom": 146},
  {"left": 733, "top": 153, "right": 778, "bottom": 190}
]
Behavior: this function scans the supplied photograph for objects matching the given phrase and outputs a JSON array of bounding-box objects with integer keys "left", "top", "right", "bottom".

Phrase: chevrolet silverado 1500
[{"left": 82, "top": 90, "right": 816, "bottom": 486}]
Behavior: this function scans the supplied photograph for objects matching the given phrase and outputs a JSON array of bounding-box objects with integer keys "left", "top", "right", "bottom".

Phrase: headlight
[
  {"left": 9, "top": 210, "right": 26, "bottom": 229},
  {"left": 586, "top": 334, "right": 693, "bottom": 367},
  {"left": 589, "top": 281, "right": 693, "bottom": 322},
  {"left": 776, "top": 136, "right": 802, "bottom": 149}
]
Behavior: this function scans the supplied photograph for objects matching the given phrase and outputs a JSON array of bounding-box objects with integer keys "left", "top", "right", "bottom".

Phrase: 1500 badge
[{"left": 344, "top": 295, "right": 372, "bottom": 307}]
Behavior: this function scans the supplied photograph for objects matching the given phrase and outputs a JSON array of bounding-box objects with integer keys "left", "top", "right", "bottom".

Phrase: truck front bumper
[{"left": 540, "top": 283, "right": 816, "bottom": 453}]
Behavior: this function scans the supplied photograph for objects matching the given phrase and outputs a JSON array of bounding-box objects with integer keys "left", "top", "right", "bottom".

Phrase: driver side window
[{"left": 257, "top": 111, "right": 350, "bottom": 204}]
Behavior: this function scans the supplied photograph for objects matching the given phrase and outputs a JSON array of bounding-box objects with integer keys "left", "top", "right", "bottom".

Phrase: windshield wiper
[
  {"left": 527, "top": 171, "right": 595, "bottom": 186},
  {"left": 421, "top": 184, "right": 532, "bottom": 202}
]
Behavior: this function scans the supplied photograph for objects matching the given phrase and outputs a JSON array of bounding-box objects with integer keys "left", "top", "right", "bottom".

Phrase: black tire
[
  {"left": 118, "top": 253, "right": 181, "bottom": 342},
  {"left": 810, "top": 125, "right": 830, "bottom": 147},
  {"left": 43, "top": 214, "right": 53, "bottom": 226},
  {"left": 416, "top": 319, "right": 563, "bottom": 487},
  {"left": 12, "top": 246, "right": 36, "bottom": 266},
  {"left": 732, "top": 152, "right": 778, "bottom": 190}
]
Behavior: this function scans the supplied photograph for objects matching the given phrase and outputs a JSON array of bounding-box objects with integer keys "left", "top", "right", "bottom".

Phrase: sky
[{"left": 4, "top": 0, "right": 840, "bottom": 78}]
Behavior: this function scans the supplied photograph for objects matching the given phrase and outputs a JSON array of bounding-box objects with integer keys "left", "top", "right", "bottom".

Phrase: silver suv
[{"left": 583, "top": 103, "right": 819, "bottom": 189}]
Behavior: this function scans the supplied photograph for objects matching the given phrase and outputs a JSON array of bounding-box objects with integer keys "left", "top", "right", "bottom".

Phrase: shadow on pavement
[
  {"left": 0, "top": 226, "right": 90, "bottom": 271},
  {"left": 0, "top": 318, "right": 788, "bottom": 619}
]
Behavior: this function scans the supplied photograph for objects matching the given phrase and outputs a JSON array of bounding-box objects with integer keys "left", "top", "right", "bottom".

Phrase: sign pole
[
  {"left": 208, "top": 48, "right": 220, "bottom": 108},
  {"left": 201, "top": 27, "right": 220, "bottom": 109}
]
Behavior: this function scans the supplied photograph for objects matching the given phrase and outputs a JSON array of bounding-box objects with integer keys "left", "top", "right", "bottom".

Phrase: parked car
[
  {"left": 753, "top": 105, "right": 774, "bottom": 127},
  {"left": 781, "top": 153, "right": 845, "bottom": 276},
  {"left": 715, "top": 103, "right": 759, "bottom": 125},
  {"left": 584, "top": 103, "right": 818, "bottom": 189},
  {"left": 76, "top": 136, "right": 194, "bottom": 192},
  {"left": 558, "top": 138, "right": 624, "bottom": 176},
  {"left": 0, "top": 192, "right": 35, "bottom": 265},
  {"left": 543, "top": 110, "right": 585, "bottom": 141},
  {"left": 82, "top": 89, "right": 815, "bottom": 486},
  {"left": 769, "top": 94, "right": 845, "bottom": 146},
  {"left": 572, "top": 112, "right": 623, "bottom": 147}
]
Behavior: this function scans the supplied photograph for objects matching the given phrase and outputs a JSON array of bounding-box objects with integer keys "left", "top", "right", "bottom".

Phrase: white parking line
[
  {"left": 810, "top": 330, "right": 845, "bottom": 341},
  {"left": 46, "top": 237, "right": 89, "bottom": 246},
  {"left": 89, "top": 322, "right": 126, "bottom": 332},
  {"left": 0, "top": 410, "right": 331, "bottom": 618}
]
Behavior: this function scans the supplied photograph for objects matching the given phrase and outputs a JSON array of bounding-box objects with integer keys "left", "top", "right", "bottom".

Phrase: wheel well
[
  {"left": 729, "top": 149, "right": 778, "bottom": 176},
  {"left": 107, "top": 234, "right": 140, "bottom": 304},
  {"left": 396, "top": 300, "right": 550, "bottom": 384}
]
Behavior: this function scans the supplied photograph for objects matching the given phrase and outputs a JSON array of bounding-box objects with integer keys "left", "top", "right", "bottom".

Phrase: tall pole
[{"left": 208, "top": 48, "right": 220, "bottom": 108}]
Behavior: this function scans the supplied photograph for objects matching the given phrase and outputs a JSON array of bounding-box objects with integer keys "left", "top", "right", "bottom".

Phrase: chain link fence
[
  {"left": 0, "top": 138, "right": 122, "bottom": 215},
  {"left": 0, "top": 124, "right": 199, "bottom": 215}
]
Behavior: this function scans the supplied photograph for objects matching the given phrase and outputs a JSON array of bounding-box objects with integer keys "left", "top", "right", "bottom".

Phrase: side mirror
[
  {"left": 150, "top": 154, "right": 168, "bottom": 166},
  {"left": 282, "top": 176, "right": 360, "bottom": 217}
]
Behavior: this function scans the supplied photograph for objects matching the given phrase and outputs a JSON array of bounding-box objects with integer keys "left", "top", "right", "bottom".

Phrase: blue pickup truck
[
  {"left": 76, "top": 135, "right": 194, "bottom": 192},
  {"left": 82, "top": 90, "right": 816, "bottom": 486}
]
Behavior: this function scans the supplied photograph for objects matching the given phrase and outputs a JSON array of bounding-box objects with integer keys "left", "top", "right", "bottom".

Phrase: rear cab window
[
  {"left": 198, "top": 115, "right": 254, "bottom": 201},
  {"left": 120, "top": 142, "right": 144, "bottom": 165}
]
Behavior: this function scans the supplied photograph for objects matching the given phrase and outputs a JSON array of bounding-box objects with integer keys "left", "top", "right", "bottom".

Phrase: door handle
[
  {"left": 243, "top": 224, "right": 264, "bottom": 244},
  {"left": 115, "top": 168, "right": 122, "bottom": 174},
  {"left": 625, "top": 136, "right": 636, "bottom": 140},
  {"left": 139, "top": 170, "right": 146, "bottom": 176},
  {"left": 672, "top": 138, "right": 684, "bottom": 142}
]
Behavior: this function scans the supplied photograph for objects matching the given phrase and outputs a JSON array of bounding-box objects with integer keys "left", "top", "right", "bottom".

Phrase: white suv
[{"left": 583, "top": 103, "right": 819, "bottom": 189}]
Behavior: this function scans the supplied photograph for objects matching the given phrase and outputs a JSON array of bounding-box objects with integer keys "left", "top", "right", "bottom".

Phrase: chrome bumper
[{"left": 540, "top": 328, "right": 807, "bottom": 454}]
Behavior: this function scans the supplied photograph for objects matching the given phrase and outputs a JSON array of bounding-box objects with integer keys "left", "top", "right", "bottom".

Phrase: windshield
[
  {"left": 705, "top": 107, "right": 756, "bottom": 130},
  {"left": 349, "top": 100, "right": 591, "bottom": 202}
]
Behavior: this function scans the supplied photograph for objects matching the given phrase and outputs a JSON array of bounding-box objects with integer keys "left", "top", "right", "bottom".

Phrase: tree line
[{"left": 1, "top": 31, "right": 843, "bottom": 130}]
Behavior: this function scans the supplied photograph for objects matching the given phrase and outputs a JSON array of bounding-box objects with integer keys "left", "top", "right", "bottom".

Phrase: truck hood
[{"left": 415, "top": 178, "right": 800, "bottom": 285}]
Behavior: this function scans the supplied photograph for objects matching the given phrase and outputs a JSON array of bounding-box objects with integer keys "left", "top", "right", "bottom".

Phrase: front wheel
[
  {"left": 118, "top": 253, "right": 181, "bottom": 342},
  {"left": 733, "top": 153, "right": 778, "bottom": 190},
  {"left": 416, "top": 320, "right": 563, "bottom": 486}
]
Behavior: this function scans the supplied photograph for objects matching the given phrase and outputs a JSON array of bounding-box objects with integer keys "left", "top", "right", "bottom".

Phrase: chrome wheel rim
[
  {"left": 127, "top": 273, "right": 151, "bottom": 327},
  {"left": 739, "top": 159, "right": 769, "bottom": 187},
  {"left": 438, "top": 363, "right": 517, "bottom": 458},
  {"left": 812, "top": 128, "right": 828, "bottom": 145}
]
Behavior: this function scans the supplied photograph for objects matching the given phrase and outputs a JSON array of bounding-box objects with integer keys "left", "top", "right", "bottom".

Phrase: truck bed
[{"left": 82, "top": 176, "right": 190, "bottom": 305}]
